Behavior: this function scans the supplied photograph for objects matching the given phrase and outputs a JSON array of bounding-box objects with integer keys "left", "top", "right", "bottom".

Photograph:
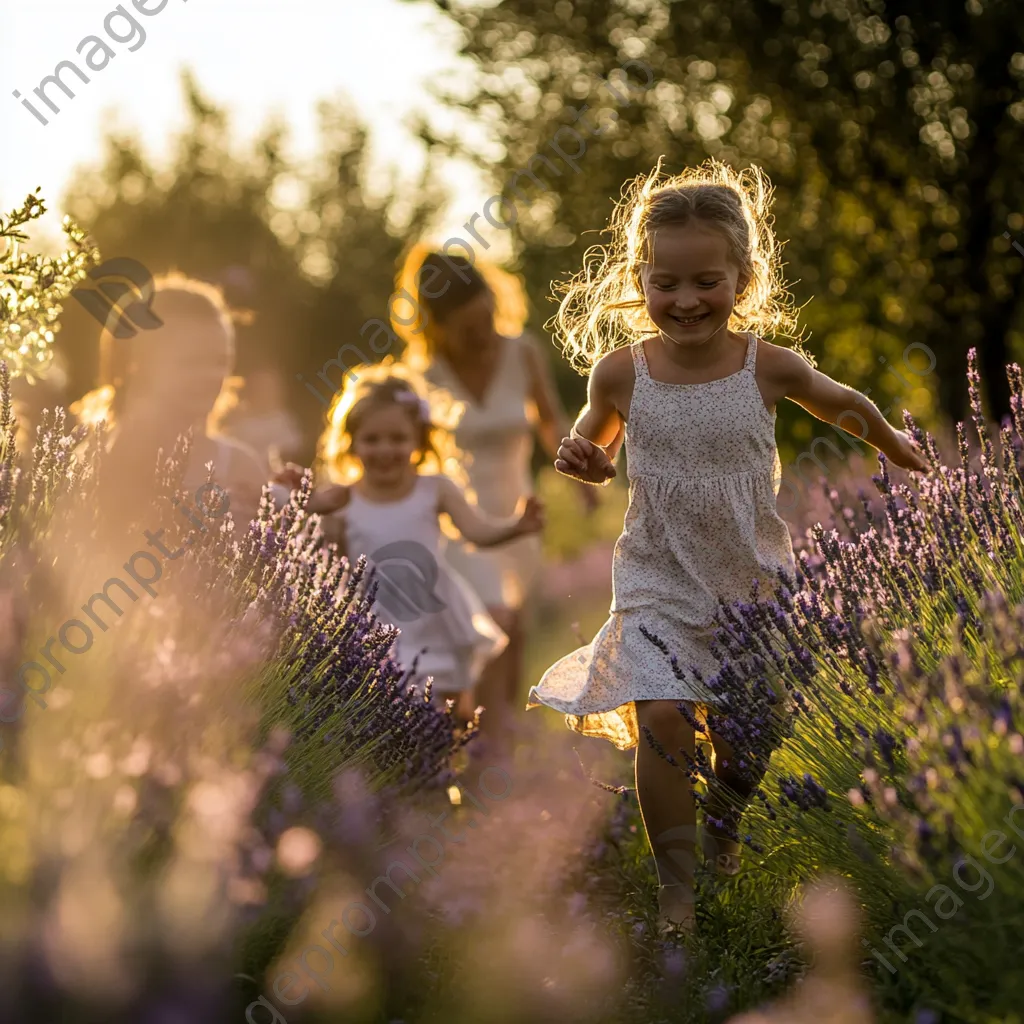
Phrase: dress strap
[
  {"left": 743, "top": 333, "right": 758, "bottom": 372},
  {"left": 630, "top": 340, "right": 650, "bottom": 379}
]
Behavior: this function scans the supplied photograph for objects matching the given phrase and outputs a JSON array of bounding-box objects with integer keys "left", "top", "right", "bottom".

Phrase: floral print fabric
[{"left": 528, "top": 333, "right": 795, "bottom": 749}]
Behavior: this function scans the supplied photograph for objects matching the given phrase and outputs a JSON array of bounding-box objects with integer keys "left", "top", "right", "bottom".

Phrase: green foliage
[
  {"left": 0, "top": 190, "right": 98, "bottom": 381},
  {"left": 57, "top": 73, "right": 444, "bottom": 454},
  {"left": 424, "top": 0, "right": 1024, "bottom": 428}
]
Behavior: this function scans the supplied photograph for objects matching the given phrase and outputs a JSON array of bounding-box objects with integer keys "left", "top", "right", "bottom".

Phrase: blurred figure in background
[
  {"left": 214, "top": 364, "right": 304, "bottom": 475},
  {"left": 396, "top": 245, "right": 595, "bottom": 753},
  {"left": 72, "top": 272, "right": 270, "bottom": 533}
]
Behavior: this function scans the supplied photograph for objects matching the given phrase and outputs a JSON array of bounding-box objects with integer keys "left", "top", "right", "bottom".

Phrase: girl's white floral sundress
[{"left": 528, "top": 333, "right": 795, "bottom": 749}]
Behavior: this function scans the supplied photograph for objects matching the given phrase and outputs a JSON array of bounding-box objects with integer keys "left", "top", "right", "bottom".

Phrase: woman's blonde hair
[
  {"left": 551, "top": 158, "right": 807, "bottom": 371},
  {"left": 393, "top": 242, "right": 529, "bottom": 372},
  {"left": 71, "top": 271, "right": 245, "bottom": 430},
  {"left": 316, "top": 358, "right": 465, "bottom": 485}
]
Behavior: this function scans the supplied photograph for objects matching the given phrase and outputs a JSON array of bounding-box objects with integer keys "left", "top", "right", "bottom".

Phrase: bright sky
[{"left": 0, "top": 0, "right": 495, "bottom": 246}]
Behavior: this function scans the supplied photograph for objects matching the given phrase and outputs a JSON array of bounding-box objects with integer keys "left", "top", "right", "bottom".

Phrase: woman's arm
[
  {"left": 436, "top": 476, "right": 544, "bottom": 548},
  {"left": 521, "top": 336, "right": 604, "bottom": 509},
  {"left": 522, "top": 336, "right": 574, "bottom": 460},
  {"left": 766, "top": 346, "right": 928, "bottom": 471},
  {"left": 224, "top": 443, "right": 272, "bottom": 526}
]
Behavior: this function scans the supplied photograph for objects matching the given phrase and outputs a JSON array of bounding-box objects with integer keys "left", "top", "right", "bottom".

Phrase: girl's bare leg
[
  {"left": 634, "top": 699, "right": 698, "bottom": 929},
  {"left": 705, "top": 728, "right": 756, "bottom": 873},
  {"left": 500, "top": 610, "right": 524, "bottom": 711},
  {"left": 473, "top": 606, "right": 518, "bottom": 749}
]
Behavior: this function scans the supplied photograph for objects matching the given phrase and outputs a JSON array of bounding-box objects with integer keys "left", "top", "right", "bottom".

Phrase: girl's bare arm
[
  {"left": 555, "top": 348, "right": 631, "bottom": 483},
  {"left": 572, "top": 347, "right": 631, "bottom": 447},
  {"left": 436, "top": 476, "right": 544, "bottom": 547},
  {"left": 763, "top": 344, "right": 928, "bottom": 471}
]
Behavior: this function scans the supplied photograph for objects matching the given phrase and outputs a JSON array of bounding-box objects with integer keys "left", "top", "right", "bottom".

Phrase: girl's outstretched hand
[
  {"left": 273, "top": 462, "right": 309, "bottom": 490},
  {"left": 555, "top": 435, "right": 616, "bottom": 485},
  {"left": 888, "top": 430, "right": 929, "bottom": 473},
  {"left": 515, "top": 495, "right": 546, "bottom": 536},
  {"left": 307, "top": 484, "right": 350, "bottom": 516}
]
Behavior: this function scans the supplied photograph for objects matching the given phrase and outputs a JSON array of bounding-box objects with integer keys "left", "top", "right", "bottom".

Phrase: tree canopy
[
  {"left": 421, "top": 0, "right": 1024, "bottom": 437},
  {"left": 57, "top": 72, "right": 441, "bottom": 453}
]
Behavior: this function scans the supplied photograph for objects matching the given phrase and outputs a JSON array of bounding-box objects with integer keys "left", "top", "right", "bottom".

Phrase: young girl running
[
  {"left": 277, "top": 363, "right": 545, "bottom": 720},
  {"left": 528, "top": 159, "right": 928, "bottom": 931}
]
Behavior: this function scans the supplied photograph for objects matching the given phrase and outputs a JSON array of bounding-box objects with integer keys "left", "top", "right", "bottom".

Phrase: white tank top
[
  {"left": 335, "top": 474, "right": 507, "bottom": 690},
  {"left": 341, "top": 475, "right": 442, "bottom": 568}
]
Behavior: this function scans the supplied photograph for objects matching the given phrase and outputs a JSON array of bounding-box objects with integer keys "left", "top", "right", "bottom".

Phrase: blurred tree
[
  {"left": 60, "top": 72, "right": 440, "bottom": 455},
  {"left": 420, "top": 0, "right": 1024, "bottom": 432}
]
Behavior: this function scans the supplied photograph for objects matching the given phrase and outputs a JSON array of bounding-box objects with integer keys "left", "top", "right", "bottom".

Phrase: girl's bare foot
[
  {"left": 657, "top": 883, "right": 697, "bottom": 935},
  {"left": 702, "top": 830, "right": 742, "bottom": 876},
  {"left": 653, "top": 824, "right": 699, "bottom": 934}
]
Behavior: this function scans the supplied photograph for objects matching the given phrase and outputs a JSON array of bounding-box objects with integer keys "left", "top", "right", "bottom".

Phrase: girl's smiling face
[
  {"left": 641, "top": 222, "right": 749, "bottom": 349},
  {"left": 350, "top": 403, "right": 421, "bottom": 488}
]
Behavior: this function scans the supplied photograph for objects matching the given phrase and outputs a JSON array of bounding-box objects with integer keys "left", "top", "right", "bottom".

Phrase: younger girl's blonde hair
[
  {"left": 317, "top": 359, "right": 465, "bottom": 485},
  {"left": 393, "top": 242, "right": 529, "bottom": 373},
  {"left": 551, "top": 158, "right": 807, "bottom": 371}
]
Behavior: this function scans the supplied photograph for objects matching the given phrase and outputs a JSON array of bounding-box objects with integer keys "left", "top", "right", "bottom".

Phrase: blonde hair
[
  {"left": 71, "top": 271, "right": 245, "bottom": 431},
  {"left": 551, "top": 158, "right": 807, "bottom": 371},
  {"left": 316, "top": 359, "right": 465, "bottom": 486},
  {"left": 393, "top": 242, "right": 529, "bottom": 372}
]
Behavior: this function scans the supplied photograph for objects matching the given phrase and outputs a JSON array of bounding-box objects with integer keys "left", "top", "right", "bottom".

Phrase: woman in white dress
[{"left": 394, "top": 246, "right": 596, "bottom": 747}]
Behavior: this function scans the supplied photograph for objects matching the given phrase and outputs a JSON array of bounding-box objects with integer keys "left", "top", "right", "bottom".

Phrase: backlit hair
[
  {"left": 71, "top": 271, "right": 244, "bottom": 430},
  {"left": 316, "top": 359, "right": 465, "bottom": 485},
  {"left": 393, "top": 242, "right": 528, "bottom": 372},
  {"left": 551, "top": 158, "right": 807, "bottom": 372}
]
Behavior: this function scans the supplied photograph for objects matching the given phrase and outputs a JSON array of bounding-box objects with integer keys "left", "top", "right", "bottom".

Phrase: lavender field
[
  {"left": 2, "top": 190, "right": 1024, "bottom": 1024},
  {"left": 4, "top": 1, "right": 1024, "bottom": 1017}
]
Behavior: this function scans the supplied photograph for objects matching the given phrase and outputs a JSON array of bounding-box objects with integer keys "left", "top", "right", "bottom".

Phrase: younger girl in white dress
[
  {"left": 529, "top": 159, "right": 928, "bottom": 931},
  {"left": 278, "top": 363, "right": 544, "bottom": 718}
]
